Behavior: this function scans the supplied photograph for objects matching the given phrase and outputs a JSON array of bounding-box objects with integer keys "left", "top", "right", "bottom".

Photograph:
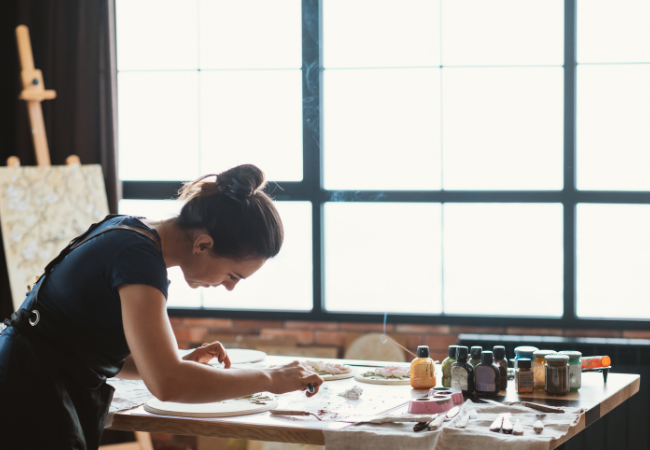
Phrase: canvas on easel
[{"left": 0, "top": 165, "right": 109, "bottom": 310}]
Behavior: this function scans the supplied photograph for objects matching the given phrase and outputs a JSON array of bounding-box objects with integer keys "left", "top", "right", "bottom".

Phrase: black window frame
[{"left": 120, "top": 0, "right": 650, "bottom": 330}]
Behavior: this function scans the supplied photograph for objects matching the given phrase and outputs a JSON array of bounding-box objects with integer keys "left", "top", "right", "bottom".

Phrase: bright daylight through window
[{"left": 116, "top": 0, "right": 650, "bottom": 324}]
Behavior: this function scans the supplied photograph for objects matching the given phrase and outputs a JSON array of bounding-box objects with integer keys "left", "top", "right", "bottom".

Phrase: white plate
[{"left": 144, "top": 396, "right": 277, "bottom": 418}]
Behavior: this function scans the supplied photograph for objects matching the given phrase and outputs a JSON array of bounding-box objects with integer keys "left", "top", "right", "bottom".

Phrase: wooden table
[{"left": 108, "top": 356, "right": 640, "bottom": 449}]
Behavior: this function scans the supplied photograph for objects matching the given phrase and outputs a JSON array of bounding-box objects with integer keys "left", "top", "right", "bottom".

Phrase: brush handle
[
  {"left": 520, "top": 402, "right": 565, "bottom": 414},
  {"left": 270, "top": 409, "right": 311, "bottom": 416}
]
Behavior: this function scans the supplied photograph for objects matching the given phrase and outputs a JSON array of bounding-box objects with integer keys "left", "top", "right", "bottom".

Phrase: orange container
[{"left": 580, "top": 355, "right": 611, "bottom": 369}]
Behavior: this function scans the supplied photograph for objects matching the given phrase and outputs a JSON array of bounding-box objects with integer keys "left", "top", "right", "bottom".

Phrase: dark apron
[{"left": 0, "top": 215, "right": 161, "bottom": 450}]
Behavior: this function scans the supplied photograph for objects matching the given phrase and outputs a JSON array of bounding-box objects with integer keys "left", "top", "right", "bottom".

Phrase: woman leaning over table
[{"left": 0, "top": 163, "right": 323, "bottom": 450}]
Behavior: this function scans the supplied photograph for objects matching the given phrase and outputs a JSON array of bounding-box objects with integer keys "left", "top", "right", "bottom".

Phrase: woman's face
[{"left": 181, "top": 233, "right": 267, "bottom": 290}]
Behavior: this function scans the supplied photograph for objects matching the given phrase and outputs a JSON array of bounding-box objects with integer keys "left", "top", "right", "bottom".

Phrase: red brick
[
  {"left": 425, "top": 334, "right": 459, "bottom": 351},
  {"left": 183, "top": 317, "right": 233, "bottom": 328},
  {"left": 506, "top": 327, "right": 563, "bottom": 337},
  {"left": 395, "top": 324, "right": 450, "bottom": 334},
  {"left": 405, "top": 334, "right": 423, "bottom": 349},
  {"left": 169, "top": 317, "right": 183, "bottom": 325},
  {"left": 430, "top": 351, "right": 448, "bottom": 364},
  {"left": 232, "top": 320, "right": 283, "bottom": 330},
  {"left": 622, "top": 330, "right": 650, "bottom": 339},
  {"left": 563, "top": 329, "right": 622, "bottom": 338},
  {"left": 315, "top": 331, "right": 347, "bottom": 347},
  {"left": 285, "top": 321, "right": 339, "bottom": 330},
  {"left": 340, "top": 323, "right": 395, "bottom": 332},
  {"left": 450, "top": 326, "right": 506, "bottom": 335},
  {"left": 173, "top": 326, "right": 208, "bottom": 343},
  {"left": 260, "top": 329, "right": 313, "bottom": 345},
  {"left": 176, "top": 340, "right": 192, "bottom": 350}
]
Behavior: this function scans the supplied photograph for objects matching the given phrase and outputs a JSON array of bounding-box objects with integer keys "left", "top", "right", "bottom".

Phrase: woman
[{"left": 0, "top": 164, "right": 323, "bottom": 450}]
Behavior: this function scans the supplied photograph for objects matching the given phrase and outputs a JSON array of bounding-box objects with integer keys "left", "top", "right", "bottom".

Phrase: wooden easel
[{"left": 8, "top": 25, "right": 153, "bottom": 450}]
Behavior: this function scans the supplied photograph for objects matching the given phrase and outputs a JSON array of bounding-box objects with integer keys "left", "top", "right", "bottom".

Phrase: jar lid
[
  {"left": 456, "top": 346, "right": 469, "bottom": 361},
  {"left": 448, "top": 345, "right": 459, "bottom": 358},
  {"left": 514, "top": 346, "right": 539, "bottom": 355},
  {"left": 493, "top": 346, "right": 506, "bottom": 359},
  {"left": 470, "top": 346, "right": 483, "bottom": 359},
  {"left": 545, "top": 355, "right": 570, "bottom": 366},
  {"left": 481, "top": 350, "right": 494, "bottom": 364},
  {"left": 558, "top": 350, "right": 582, "bottom": 359},
  {"left": 533, "top": 350, "right": 557, "bottom": 358},
  {"left": 417, "top": 346, "right": 430, "bottom": 358},
  {"left": 517, "top": 358, "right": 532, "bottom": 369}
]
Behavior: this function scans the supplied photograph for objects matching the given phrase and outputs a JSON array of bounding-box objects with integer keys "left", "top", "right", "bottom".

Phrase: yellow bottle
[{"left": 410, "top": 345, "right": 436, "bottom": 389}]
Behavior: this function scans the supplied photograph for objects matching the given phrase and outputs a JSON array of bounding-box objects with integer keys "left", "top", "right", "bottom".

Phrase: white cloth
[
  {"left": 104, "top": 379, "right": 154, "bottom": 428},
  {"left": 324, "top": 399, "right": 583, "bottom": 450}
]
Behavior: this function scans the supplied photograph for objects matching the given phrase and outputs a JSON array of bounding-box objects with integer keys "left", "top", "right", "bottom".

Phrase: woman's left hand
[{"left": 182, "top": 341, "right": 231, "bottom": 368}]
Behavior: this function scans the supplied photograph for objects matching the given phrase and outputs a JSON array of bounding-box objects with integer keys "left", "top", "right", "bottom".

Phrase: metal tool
[
  {"left": 519, "top": 402, "right": 564, "bottom": 414},
  {"left": 413, "top": 414, "right": 439, "bottom": 432},
  {"left": 270, "top": 409, "right": 322, "bottom": 421}
]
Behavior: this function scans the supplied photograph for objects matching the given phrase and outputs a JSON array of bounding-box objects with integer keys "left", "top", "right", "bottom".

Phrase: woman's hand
[
  {"left": 182, "top": 341, "right": 231, "bottom": 368},
  {"left": 265, "top": 360, "right": 324, "bottom": 398}
]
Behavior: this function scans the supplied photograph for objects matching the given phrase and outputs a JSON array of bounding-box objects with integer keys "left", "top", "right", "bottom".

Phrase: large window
[{"left": 116, "top": 0, "right": 650, "bottom": 327}]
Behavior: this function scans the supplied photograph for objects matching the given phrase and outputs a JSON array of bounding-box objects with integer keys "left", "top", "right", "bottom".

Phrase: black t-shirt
[{"left": 0, "top": 216, "right": 169, "bottom": 382}]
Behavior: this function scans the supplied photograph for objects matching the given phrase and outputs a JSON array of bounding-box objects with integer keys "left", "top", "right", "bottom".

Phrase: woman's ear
[{"left": 193, "top": 234, "right": 214, "bottom": 254}]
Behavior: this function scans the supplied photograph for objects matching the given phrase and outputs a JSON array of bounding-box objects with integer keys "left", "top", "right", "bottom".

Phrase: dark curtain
[{"left": 0, "top": 0, "right": 118, "bottom": 317}]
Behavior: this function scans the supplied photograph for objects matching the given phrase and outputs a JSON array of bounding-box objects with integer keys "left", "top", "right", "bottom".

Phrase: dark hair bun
[{"left": 176, "top": 164, "right": 283, "bottom": 260}]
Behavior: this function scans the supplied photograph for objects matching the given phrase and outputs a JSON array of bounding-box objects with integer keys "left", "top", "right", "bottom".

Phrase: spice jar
[
  {"left": 514, "top": 346, "right": 538, "bottom": 370},
  {"left": 545, "top": 355, "right": 570, "bottom": 396},
  {"left": 515, "top": 358, "right": 534, "bottom": 394},
  {"left": 533, "top": 350, "right": 557, "bottom": 390},
  {"left": 470, "top": 346, "right": 483, "bottom": 369},
  {"left": 559, "top": 351, "right": 582, "bottom": 391}
]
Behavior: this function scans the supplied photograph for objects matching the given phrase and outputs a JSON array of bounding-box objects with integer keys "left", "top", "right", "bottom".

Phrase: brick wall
[{"left": 170, "top": 317, "right": 650, "bottom": 362}]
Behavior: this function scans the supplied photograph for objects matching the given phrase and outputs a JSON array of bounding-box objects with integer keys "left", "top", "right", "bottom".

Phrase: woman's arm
[{"left": 118, "top": 284, "right": 323, "bottom": 403}]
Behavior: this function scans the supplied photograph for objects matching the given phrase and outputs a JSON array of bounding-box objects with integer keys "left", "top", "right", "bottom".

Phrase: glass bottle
[
  {"left": 475, "top": 350, "right": 500, "bottom": 395},
  {"left": 545, "top": 355, "right": 570, "bottom": 396},
  {"left": 451, "top": 346, "right": 475, "bottom": 394},
  {"left": 441, "top": 345, "right": 459, "bottom": 388},
  {"left": 515, "top": 358, "right": 534, "bottom": 394},
  {"left": 533, "top": 350, "right": 557, "bottom": 390},
  {"left": 559, "top": 351, "right": 582, "bottom": 391},
  {"left": 493, "top": 345, "right": 508, "bottom": 391},
  {"left": 514, "top": 346, "right": 539, "bottom": 370},
  {"left": 410, "top": 345, "right": 436, "bottom": 389},
  {"left": 469, "top": 346, "right": 483, "bottom": 368}
]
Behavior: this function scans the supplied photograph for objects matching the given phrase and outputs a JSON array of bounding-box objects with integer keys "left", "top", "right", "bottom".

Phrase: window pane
[
  {"left": 118, "top": 200, "right": 201, "bottom": 308},
  {"left": 442, "top": 67, "right": 564, "bottom": 190},
  {"left": 578, "top": 0, "right": 650, "bottom": 63},
  {"left": 323, "top": 0, "right": 440, "bottom": 68},
  {"left": 324, "top": 69, "right": 441, "bottom": 190},
  {"left": 116, "top": 0, "right": 198, "bottom": 70},
  {"left": 577, "top": 65, "right": 650, "bottom": 191},
  {"left": 119, "top": 72, "right": 200, "bottom": 181},
  {"left": 441, "top": 0, "right": 563, "bottom": 66},
  {"left": 203, "top": 202, "right": 312, "bottom": 311},
  {"left": 577, "top": 204, "right": 650, "bottom": 319},
  {"left": 199, "top": 0, "right": 301, "bottom": 69},
  {"left": 324, "top": 203, "right": 442, "bottom": 314},
  {"left": 443, "top": 204, "right": 563, "bottom": 316},
  {"left": 199, "top": 70, "right": 303, "bottom": 181}
]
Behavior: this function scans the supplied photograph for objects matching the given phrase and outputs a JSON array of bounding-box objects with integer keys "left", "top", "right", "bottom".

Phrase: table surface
[{"left": 109, "top": 356, "right": 640, "bottom": 448}]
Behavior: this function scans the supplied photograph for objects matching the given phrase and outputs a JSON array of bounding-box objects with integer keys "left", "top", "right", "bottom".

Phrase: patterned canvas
[{"left": 0, "top": 165, "right": 109, "bottom": 310}]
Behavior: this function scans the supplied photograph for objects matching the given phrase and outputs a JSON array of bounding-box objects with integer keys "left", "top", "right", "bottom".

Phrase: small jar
[
  {"left": 493, "top": 345, "right": 508, "bottom": 391},
  {"left": 515, "top": 358, "right": 534, "bottom": 394},
  {"left": 545, "top": 355, "right": 570, "bottom": 396},
  {"left": 559, "top": 351, "right": 582, "bottom": 391},
  {"left": 470, "top": 346, "right": 483, "bottom": 369},
  {"left": 532, "top": 350, "right": 557, "bottom": 390},
  {"left": 514, "top": 346, "right": 539, "bottom": 370}
]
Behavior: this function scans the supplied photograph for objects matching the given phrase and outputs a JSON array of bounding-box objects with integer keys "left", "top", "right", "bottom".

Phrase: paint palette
[{"left": 354, "top": 367, "right": 411, "bottom": 385}]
